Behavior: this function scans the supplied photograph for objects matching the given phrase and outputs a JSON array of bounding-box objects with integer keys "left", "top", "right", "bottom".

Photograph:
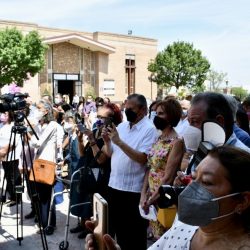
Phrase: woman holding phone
[{"left": 70, "top": 103, "right": 122, "bottom": 239}]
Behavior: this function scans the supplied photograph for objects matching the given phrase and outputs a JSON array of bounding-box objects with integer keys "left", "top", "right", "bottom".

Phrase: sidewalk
[
  {"left": 0, "top": 172, "right": 155, "bottom": 250},
  {"left": 0, "top": 177, "right": 85, "bottom": 250}
]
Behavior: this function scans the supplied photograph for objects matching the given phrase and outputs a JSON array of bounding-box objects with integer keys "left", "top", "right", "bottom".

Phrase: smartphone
[
  {"left": 104, "top": 117, "right": 113, "bottom": 128},
  {"left": 93, "top": 193, "right": 108, "bottom": 250},
  {"left": 77, "top": 123, "right": 87, "bottom": 133}
]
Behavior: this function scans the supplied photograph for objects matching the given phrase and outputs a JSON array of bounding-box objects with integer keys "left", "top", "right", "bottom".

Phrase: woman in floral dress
[{"left": 141, "top": 99, "right": 185, "bottom": 239}]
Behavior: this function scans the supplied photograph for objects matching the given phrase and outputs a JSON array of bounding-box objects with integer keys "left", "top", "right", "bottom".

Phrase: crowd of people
[{"left": 0, "top": 91, "right": 250, "bottom": 249}]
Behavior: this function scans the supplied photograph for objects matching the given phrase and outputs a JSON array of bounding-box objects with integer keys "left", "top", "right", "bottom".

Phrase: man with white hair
[{"left": 175, "top": 99, "right": 190, "bottom": 136}]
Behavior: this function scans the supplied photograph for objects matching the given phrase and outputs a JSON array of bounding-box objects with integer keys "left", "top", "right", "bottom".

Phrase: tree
[
  {"left": 0, "top": 28, "right": 47, "bottom": 87},
  {"left": 191, "top": 82, "right": 206, "bottom": 94},
  {"left": 231, "top": 87, "right": 249, "bottom": 101},
  {"left": 207, "top": 69, "right": 227, "bottom": 92},
  {"left": 148, "top": 41, "right": 210, "bottom": 90}
]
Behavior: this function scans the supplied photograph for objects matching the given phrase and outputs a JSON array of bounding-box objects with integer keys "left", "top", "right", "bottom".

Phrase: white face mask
[
  {"left": 183, "top": 125, "right": 202, "bottom": 152},
  {"left": 54, "top": 97, "right": 61, "bottom": 104},
  {"left": 64, "top": 122, "right": 73, "bottom": 133},
  {"left": 33, "top": 109, "right": 44, "bottom": 121}
]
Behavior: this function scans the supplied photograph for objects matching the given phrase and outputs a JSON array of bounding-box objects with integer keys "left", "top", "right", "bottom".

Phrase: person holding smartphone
[{"left": 72, "top": 103, "right": 122, "bottom": 239}]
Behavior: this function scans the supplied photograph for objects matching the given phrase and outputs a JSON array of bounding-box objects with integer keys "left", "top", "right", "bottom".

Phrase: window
[
  {"left": 125, "top": 55, "right": 136, "bottom": 94},
  {"left": 83, "top": 49, "right": 96, "bottom": 87},
  {"left": 74, "top": 81, "right": 82, "bottom": 96}
]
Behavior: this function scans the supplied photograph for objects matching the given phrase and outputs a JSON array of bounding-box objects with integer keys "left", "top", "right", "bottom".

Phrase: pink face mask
[{"left": 0, "top": 114, "right": 8, "bottom": 123}]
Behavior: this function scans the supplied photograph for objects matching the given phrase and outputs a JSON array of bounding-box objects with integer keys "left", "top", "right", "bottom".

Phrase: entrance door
[{"left": 57, "top": 80, "right": 74, "bottom": 104}]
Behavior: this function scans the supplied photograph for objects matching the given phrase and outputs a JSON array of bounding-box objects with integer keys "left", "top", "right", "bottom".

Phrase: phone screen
[
  {"left": 93, "top": 193, "right": 108, "bottom": 250},
  {"left": 77, "top": 123, "right": 87, "bottom": 133}
]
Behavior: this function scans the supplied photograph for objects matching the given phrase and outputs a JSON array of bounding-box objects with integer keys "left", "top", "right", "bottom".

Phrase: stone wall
[{"left": 52, "top": 42, "right": 80, "bottom": 74}]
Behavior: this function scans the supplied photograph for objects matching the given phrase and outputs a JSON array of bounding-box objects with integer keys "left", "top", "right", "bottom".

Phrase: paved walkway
[
  {"left": 0, "top": 171, "right": 85, "bottom": 250},
  {"left": 0, "top": 171, "right": 155, "bottom": 250}
]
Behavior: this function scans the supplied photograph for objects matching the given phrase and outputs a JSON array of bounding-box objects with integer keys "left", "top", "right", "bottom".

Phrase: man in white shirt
[
  {"left": 175, "top": 99, "right": 190, "bottom": 136},
  {"left": 102, "top": 94, "right": 158, "bottom": 250}
]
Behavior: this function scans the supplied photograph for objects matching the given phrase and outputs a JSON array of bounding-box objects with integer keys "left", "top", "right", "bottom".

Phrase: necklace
[{"left": 160, "top": 129, "right": 177, "bottom": 141}]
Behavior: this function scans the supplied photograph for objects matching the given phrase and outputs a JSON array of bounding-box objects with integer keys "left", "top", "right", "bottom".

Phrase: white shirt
[
  {"left": 109, "top": 117, "right": 158, "bottom": 193},
  {"left": 72, "top": 95, "right": 79, "bottom": 104},
  {"left": 149, "top": 220, "right": 198, "bottom": 250},
  {"left": 30, "top": 121, "right": 57, "bottom": 162},
  {"left": 0, "top": 122, "right": 21, "bottom": 161}
]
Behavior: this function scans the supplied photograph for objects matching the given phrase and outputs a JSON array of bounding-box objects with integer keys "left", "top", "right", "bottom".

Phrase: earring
[{"left": 236, "top": 208, "right": 242, "bottom": 215}]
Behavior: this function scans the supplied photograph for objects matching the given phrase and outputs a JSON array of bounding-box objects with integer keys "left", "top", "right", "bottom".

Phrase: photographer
[
  {"left": 101, "top": 94, "right": 158, "bottom": 250},
  {"left": 70, "top": 103, "right": 122, "bottom": 239},
  {"left": 85, "top": 146, "right": 250, "bottom": 250}
]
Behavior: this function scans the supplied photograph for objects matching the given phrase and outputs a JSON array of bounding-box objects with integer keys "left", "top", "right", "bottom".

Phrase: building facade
[{"left": 0, "top": 20, "right": 158, "bottom": 103}]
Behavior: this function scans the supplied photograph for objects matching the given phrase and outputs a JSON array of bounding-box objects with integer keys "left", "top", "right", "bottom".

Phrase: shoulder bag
[{"left": 29, "top": 125, "right": 56, "bottom": 185}]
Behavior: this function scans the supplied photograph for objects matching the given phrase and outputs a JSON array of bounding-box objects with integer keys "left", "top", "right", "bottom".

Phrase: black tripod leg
[
  {"left": 0, "top": 172, "right": 7, "bottom": 222},
  {"left": 16, "top": 185, "right": 24, "bottom": 245}
]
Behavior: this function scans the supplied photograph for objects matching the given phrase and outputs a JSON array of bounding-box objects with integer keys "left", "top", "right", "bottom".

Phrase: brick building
[{"left": 0, "top": 20, "right": 158, "bottom": 103}]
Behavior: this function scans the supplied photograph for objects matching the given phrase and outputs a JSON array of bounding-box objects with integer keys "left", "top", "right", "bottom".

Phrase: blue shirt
[
  {"left": 233, "top": 124, "right": 250, "bottom": 148},
  {"left": 226, "top": 132, "right": 250, "bottom": 153}
]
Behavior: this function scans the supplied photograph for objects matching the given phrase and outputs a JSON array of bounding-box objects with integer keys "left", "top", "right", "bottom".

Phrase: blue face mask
[
  {"left": 96, "top": 118, "right": 104, "bottom": 128},
  {"left": 178, "top": 181, "right": 240, "bottom": 226}
]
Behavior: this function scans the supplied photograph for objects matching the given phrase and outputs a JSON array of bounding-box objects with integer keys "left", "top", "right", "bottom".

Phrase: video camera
[
  {"left": 0, "top": 92, "right": 28, "bottom": 113},
  {"left": 157, "top": 121, "right": 226, "bottom": 209}
]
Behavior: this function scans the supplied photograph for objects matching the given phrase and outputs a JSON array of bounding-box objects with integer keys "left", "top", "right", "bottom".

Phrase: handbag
[
  {"left": 157, "top": 205, "right": 177, "bottom": 228},
  {"left": 29, "top": 159, "right": 56, "bottom": 185},
  {"left": 29, "top": 125, "right": 57, "bottom": 185}
]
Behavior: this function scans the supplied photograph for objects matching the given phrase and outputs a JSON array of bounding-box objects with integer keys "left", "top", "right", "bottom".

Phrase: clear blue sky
[{"left": 1, "top": 0, "right": 250, "bottom": 90}]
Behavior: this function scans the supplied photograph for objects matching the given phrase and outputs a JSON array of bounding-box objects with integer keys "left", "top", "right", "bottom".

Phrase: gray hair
[
  {"left": 39, "top": 99, "right": 54, "bottom": 123},
  {"left": 223, "top": 94, "right": 238, "bottom": 121}
]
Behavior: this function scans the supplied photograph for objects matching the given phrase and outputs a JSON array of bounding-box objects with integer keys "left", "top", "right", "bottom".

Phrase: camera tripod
[{"left": 0, "top": 112, "right": 48, "bottom": 249}]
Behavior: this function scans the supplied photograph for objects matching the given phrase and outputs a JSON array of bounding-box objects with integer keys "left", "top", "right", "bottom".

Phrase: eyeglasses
[{"left": 97, "top": 115, "right": 109, "bottom": 119}]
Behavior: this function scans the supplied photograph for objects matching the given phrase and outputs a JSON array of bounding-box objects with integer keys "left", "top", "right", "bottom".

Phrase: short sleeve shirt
[{"left": 109, "top": 117, "right": 158, "bottom": 193}]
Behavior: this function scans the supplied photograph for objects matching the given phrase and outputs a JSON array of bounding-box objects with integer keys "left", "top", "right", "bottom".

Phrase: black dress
[{"left": 70, "top": 129, "right": 110, "bottom": 218}]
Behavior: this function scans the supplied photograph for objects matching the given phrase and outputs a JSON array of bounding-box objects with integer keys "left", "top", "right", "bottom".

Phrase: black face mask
[
  {"left": 153, "top": 116, "right": 169, "bottom": 130},
  {"left": 125, "top": 108, "right": 137, "bottom": 123}
]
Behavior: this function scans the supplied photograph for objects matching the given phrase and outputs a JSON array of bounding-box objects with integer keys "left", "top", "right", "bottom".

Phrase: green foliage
[
  {"left": 231, "top": 87, "right": 249, "bottom": 101},
  {"left": 207, "top": 69, "right": 227, "bottom": 92},
  {"left": 148, "top": 41, "right": 210, "bottom": 90},
  {"left": 0, "top": 28, "right": 47, "bottom": 87},
  {"left": 85, "top": 85, "right": 96, "bottom": 99},
  {"left": 191, "top": 83, "right": 206, "bottom": 94}
]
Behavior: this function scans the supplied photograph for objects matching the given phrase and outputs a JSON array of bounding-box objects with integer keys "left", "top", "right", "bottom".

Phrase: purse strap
[{"left": 35, "top": 125, "right": 56, "bottom": 159}]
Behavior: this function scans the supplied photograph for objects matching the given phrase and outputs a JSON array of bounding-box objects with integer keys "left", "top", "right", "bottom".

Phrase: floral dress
[{"left": 147, "top": 137, "right": 177, "bottom": 238}]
